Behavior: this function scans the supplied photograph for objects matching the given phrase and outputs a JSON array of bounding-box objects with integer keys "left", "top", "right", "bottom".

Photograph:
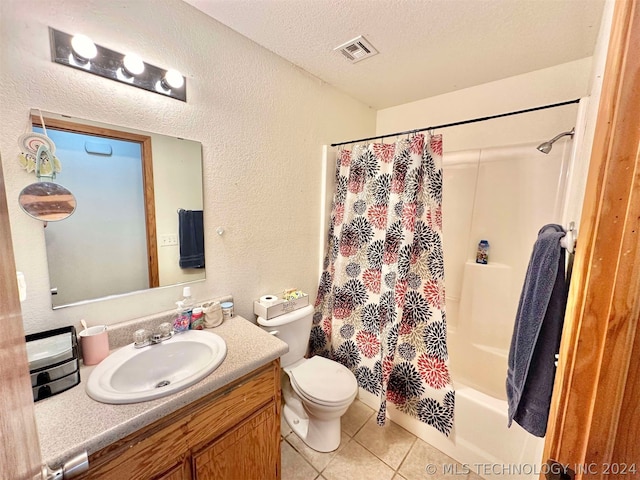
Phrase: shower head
[{"left": 537, "top": 128, "right": 575, "bottom": 154}]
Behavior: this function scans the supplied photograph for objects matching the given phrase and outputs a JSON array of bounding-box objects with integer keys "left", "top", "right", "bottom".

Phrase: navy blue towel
[
  {"left": 178, "top": 209, "right": 205, "bottom": 269},
  {"left": 506, "top": 224, "right": 568, "bottom": 437}
]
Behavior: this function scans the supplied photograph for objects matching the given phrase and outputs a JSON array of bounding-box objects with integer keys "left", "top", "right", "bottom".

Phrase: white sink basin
[{"left": 86, "top": 330, "right": 227, "bottom": 404}]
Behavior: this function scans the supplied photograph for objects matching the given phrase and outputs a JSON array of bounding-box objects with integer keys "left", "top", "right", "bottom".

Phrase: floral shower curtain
[{"left": 310, "top": 133, "right": 455, "bottom": 436}]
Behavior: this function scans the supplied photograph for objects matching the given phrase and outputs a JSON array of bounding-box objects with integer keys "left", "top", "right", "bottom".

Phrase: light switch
[{"left": 160, "top": 234, "right": 178, "bottom": 247}]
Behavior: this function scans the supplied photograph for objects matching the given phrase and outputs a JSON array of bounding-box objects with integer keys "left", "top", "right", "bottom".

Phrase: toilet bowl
[
  {"left": 283, "top": 355, "right": 358, "bottom": 452},
  {"left": 257, "top": 305, "right": 358, "bottom": 452}
]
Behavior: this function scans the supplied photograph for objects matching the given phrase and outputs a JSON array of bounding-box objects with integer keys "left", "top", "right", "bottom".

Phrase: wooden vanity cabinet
[{"left": 77, "top": 360, "right": 281, "bottom": 480}]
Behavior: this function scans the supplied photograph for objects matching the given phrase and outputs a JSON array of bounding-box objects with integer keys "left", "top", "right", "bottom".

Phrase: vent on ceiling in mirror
[{"left": 334, "top": 35, "right": 378, "bottom": 63}]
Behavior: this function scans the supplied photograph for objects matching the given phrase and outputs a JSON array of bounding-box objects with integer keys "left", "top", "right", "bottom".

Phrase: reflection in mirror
[
  {"left": 18, "top": 137, "right": 77, "bottom": 222},
  {"left": 31, "top": 111, "right": 205, "bottom": 308},
  {"left": 19, "top": 181, "right": 77, "bottom": 221}
]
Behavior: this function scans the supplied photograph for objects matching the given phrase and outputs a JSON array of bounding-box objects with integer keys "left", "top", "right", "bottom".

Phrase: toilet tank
[{"left": 257, "top": 305, "right": 314, "bottom": 367}]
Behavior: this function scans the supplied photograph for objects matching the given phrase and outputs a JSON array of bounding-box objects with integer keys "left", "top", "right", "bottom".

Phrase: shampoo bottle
[{"left": 476, "top": 239, "right": 489, "bottom": 264}]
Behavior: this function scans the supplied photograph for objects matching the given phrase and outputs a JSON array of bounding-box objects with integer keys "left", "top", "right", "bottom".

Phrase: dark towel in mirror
[{"left": 178, "top": 209, "right": 205, "bottom": 269}]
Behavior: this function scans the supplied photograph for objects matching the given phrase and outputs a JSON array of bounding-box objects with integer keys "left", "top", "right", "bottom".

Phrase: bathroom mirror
[{"left": 30, "top": 110, "right": 205, "bottom": 308}]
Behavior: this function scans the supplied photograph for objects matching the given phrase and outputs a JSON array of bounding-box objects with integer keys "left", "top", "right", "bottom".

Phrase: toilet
[{"left": 257, "top": 305, "right": 358, "bottom": 452}]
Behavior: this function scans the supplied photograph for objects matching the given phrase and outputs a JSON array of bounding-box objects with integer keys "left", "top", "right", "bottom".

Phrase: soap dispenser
[
  {"left": 173, "top": 301, "right": 190, "bottom": 333},
  {"left": 173, "top": 287, "right": 195, "bottom": 333}
]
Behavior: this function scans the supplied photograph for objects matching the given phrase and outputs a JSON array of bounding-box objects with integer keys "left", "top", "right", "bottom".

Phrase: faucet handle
[
  {"left": 134, "top": 329, "right": 150, "bottom": 348},
  {"left": 158, "top": 322, "right": 173, "bottom": 339}
]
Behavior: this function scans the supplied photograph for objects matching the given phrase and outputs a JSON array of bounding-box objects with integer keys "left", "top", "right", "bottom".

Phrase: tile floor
[{"left": 281, "top": 399, "right": 483, "bottom": 480}]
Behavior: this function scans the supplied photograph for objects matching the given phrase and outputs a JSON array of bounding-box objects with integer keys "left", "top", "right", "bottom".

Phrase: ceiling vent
[{"left": 334, "top": 35, "right": 378, "bottom": 63}]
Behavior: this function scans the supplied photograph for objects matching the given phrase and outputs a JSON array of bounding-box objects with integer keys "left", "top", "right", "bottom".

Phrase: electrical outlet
[{"left": 160, "top": 234, "right": 178, "bottom": 247}]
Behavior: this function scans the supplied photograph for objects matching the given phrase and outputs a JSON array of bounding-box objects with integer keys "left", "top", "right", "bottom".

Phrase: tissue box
[{"left": 254, "top": 294, "right": 310, "bottom": 320}]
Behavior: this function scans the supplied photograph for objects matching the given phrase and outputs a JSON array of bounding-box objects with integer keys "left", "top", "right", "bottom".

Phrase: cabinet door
[
  {"left": 153, "top": 458, "right": 191, "bottom": 480},
  {"left": 194, "top": 405, "right": 278, "bottom": 480}
]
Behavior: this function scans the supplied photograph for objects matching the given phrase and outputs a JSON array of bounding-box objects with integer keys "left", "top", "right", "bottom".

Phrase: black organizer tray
[{"left": 26, "top": 326, "right": 80, "bottom": 402}]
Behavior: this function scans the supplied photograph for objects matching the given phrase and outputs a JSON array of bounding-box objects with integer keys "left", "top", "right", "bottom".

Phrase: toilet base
[{"left": 283, "top": 403, "right": 341, "bottom": 453}]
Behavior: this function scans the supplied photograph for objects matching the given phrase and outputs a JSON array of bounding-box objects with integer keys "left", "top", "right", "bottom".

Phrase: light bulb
[
  {"left": 71, "top": 34, "right": 97, "bottom": 62},
  {"left": 163, "top": 69, "right": 184, "bottom": 89},
  {"left": 122, "top": 54, "right": 145, "bottom": 76}
]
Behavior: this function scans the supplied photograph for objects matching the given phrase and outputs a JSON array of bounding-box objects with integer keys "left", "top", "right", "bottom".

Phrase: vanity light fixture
[
  {"left": 122, "top": 53, "right": 145, "bottom": 77},
  {"left": 70, "top": 34, "right": 97, "bottom": 63},
  {"left": 162, "top": 69, "right": 185, "bottom": 90},
  {"left": 49, "top": 27, "right": 187, "bottom": 102}
]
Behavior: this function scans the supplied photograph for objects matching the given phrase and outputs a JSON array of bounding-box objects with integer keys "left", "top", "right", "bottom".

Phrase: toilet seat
[{"left": 289, "top": 356, "right": 358, "bottom": 406}]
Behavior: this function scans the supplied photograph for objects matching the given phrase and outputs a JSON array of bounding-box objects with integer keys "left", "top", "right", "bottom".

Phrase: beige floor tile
[
  {"left": 393, "top": 475, "right": 408, "bottom": 480},
  {"left": 315, "top": 476, "right": 328, "bottom": 480},
  {"left": 322, "top": 440, "right": 395, "bottom": 480},
  {"left": 286, "top": 431, "right": 351, "bottom": 472},
  {"left": 467, "top": 471, "right": 484, "bottom": 480},
  {"left": 341, "top": 399, "right": 374, "bottom": 437},
  {"left": 399, "top": 438, "right": 464, "bottom": 480},
  {"left": 281, "top": 440, "right": 319, "bottom": 480},
  {"left": 354, "top": 416, "right": 417, "bottom": 469}
]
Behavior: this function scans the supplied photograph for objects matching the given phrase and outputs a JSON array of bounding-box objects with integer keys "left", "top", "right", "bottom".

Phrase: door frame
[{"left": 542, "top": 0, "right": 640, "bottom": 475}]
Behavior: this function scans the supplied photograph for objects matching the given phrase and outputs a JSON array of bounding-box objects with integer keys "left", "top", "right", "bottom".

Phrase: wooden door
[
  {"left": 0, "top": 159, "right": 42, "bottom": 478},
  {"left": 543, "top": 0, "right": 640, "bottom": 477}
]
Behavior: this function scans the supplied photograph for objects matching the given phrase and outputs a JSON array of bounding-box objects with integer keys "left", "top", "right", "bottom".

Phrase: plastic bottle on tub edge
[{"left": 476, "top": 240, "right": 489, "bottom": 265}]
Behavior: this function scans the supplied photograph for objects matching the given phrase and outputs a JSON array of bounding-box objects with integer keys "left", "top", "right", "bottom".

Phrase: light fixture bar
[{"left": 49, "top": 27, "right": 186, "bottom": 102}]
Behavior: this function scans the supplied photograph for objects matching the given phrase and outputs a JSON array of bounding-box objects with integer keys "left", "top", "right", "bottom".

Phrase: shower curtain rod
[{"left": 330, "top": 98, "right": 580, "bottom": 147}]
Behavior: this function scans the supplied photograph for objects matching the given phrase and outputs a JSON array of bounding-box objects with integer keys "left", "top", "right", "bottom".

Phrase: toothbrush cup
[{"left": 79, "top": 325, "right": 109, "bottom": 365}]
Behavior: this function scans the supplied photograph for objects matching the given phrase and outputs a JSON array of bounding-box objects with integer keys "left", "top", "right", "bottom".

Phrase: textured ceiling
[{"left": 184, "top": 0, "right": 605, "bottom": 109}]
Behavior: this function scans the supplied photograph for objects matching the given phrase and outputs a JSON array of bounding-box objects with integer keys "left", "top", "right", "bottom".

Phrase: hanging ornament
[{"left": 17, "top": 132, "right": 61, "bottom": 175}]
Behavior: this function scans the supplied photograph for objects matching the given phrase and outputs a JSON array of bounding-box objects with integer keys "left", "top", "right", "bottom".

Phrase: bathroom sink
[{"left": 86, "top": 330, "right": 227, "bottom": 404}]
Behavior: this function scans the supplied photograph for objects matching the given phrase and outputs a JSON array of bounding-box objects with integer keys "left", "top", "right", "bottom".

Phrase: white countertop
[{"left": 34, "top": 316, "right": 287, "bottom": 468}]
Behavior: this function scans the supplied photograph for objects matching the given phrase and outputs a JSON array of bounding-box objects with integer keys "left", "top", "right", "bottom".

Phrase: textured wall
[
  {"left": 0, "top": 0, "right": 375, "bottom": 333},
  {"left": 376, "top": 58, "right": 592, "bottom": 153}
]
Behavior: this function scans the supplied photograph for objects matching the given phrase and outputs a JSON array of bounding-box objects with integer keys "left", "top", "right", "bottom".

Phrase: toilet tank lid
[{"left": 257, "top": 304, "right": 314, "bottom": 327}]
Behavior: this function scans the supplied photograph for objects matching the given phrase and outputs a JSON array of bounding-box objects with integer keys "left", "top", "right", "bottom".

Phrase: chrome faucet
[{"left": 133, "top": 322, "right": 173, "bottom": 348}]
